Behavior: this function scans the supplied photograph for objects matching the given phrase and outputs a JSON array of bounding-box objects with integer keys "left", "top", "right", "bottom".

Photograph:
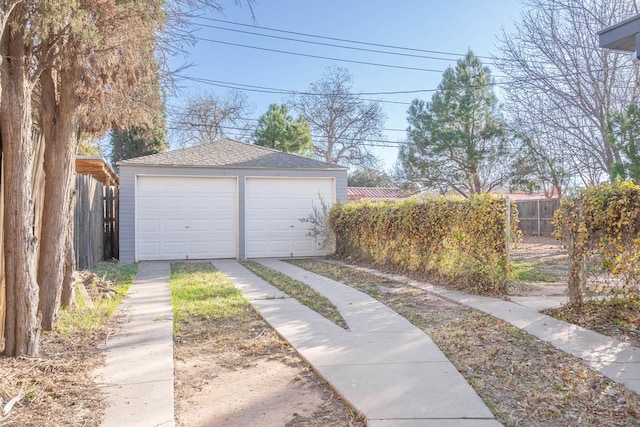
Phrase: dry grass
[
  {"left": 241, "top": 260, "right": 348, "bottom": 329},
  {"left": 0, "top": 262, "right": 136, "bottom": 427},
  {"left": 171, "top": 262, "right": 363, "bottom": 427},
  {"left": 546, "top": 299, "right": 640, "bottom": 347},
  {"left": 290, "top": 258, "right": 640, "bottom": 427},
  {"left": 0, "top": 335, "right": 105, "bottom": 427}
]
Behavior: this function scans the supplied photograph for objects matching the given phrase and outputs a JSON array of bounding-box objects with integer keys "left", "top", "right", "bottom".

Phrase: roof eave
[
  {"left": 599, "top": 14, "right": 640, "bottom": 54},
  {"left": 118, "top": 162, "right": 348, "bottom": 171}
]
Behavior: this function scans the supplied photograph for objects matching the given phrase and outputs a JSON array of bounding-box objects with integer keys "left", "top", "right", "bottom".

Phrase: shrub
[
  {"left": 329, "top": 195, "right": 519, "bottom": 295},
  {"left": 554, "top": 180, "right": 640, "bottom": 305}
]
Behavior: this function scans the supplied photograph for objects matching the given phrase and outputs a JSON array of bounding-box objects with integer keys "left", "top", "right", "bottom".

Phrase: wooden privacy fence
[
  {"left": 74, "top": 173, "right": 118, "bottom": 270},
  {"left": 515, "top": 199, "right": 560, "bottom": 236}
]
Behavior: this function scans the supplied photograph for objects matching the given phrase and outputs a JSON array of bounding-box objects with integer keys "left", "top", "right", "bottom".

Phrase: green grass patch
[
  {"left": 242, "top": 261, "right": 348, "bottom": 330},
  {"left": 170, "top": 263, "right": 250, "bottom": 334},
  {"left": 57, "top": 262, "right": 137, "bottom": 337},
  {"left": 510, "top": 261, "right": 558, "bottom": 282}
]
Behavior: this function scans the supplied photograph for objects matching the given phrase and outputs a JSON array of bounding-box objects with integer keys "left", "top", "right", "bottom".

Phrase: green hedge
[{"left": 329, "top": 195, "right": 519, "bottom": 295}]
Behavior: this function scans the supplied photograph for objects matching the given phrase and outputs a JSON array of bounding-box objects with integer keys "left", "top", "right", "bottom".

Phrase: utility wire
[
  {"left": 170, "top": 118, "right": 407, "bottom": 134},
  {"left": 167, "top": 123, "right": 407, "bottom": 145},
  {"left": 193, "top": 16, "right": 494, "bottom": 60},
  {"left": 175, "top": 74, "right": 415, "bottom": 106},
  {"left": 192, "top": 36, "right": 447, "bottom": 73},
  {"left": 193, "top": 22, "right": 482, "bottom": 64}
]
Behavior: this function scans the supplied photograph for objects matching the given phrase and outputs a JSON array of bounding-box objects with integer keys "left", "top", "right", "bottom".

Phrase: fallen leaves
[{"left": 291, "top": 259, "right": 640, "bottom": 427}]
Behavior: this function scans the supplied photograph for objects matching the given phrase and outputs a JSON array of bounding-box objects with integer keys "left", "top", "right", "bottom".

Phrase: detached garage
[{"left": 118, "top": 139, "right": 347, "bottom": 262}]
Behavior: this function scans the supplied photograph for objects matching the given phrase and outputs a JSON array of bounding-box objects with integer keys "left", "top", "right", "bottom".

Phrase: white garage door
[
  {"left": 245, "top": 177, "right": 335, "bottom": 258},
  {"left": 136, "top": 176, "right": 237, "bottom": 261}
]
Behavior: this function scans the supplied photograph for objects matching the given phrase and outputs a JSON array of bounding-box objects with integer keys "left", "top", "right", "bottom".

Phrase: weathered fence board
[
  {"left": 515, "top": 199, "right": 560, "bottom": 236},
  {"left": 103, "top": 186, "right": 119, "bottom": 261}
]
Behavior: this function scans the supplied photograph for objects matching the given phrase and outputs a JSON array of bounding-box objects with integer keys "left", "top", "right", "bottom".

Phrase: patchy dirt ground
[
  {"left": 175, "top": 357, "right": 338, "bottom": 426},
  {"left": 173, "top": 308, "right": 363, "bottom": 427},
  {"left": 508, "top": 236, "right": 569, "bottom": 297}
]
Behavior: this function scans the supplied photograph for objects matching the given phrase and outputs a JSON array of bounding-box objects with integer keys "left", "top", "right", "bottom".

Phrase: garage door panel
[
  {"left": 138, "top": 219, "right": 161, "bottom": 232},
  {"left": 165, "top": 219, "right": 186, "bottom": 231},
  {"left": 136, "top": 176, "right": 237, "bottom": 261},
  {"left": 164, "top": 241, "right": 187, "bottom": 254},
  {"left": 138, "top": 242, "right": 160, "bottom": 256},
  {"left": 246, "top": 178, "right": 335, "bottom": 258}
]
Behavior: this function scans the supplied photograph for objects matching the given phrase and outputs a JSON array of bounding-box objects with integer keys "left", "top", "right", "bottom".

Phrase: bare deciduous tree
[
  {"left": 496, "top": 0, "right": 640, "bottom": 186},
  {"left": 289, "top": 66, "right": 385, "bottom": 167},
  {"left": 173, "top": 90, "right": 253, "bottom": 145}
]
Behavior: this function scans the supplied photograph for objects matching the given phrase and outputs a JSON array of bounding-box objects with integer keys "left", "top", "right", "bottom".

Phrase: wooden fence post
[
  {"left": 505, "top": 196, "right": 511, "bottom": 294},
  {"left": 537, "top": 199, "right": 541, "bottom": 237}
]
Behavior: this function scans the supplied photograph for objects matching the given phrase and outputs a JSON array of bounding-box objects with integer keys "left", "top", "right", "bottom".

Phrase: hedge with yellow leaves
[
  {"left": 554, "top": 181, "right": 640, "bottom": 305},
  {"left": 329, "top": 195, "right": 519, "bottom": 295}
]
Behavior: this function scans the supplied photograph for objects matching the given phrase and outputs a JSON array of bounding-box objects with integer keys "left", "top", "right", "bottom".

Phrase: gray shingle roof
[{"left": 118, "top": 139, "right": 347, "bottom": 170}]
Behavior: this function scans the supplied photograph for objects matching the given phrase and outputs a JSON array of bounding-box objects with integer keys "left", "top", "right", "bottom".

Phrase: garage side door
[
  {"left": 245, "top": 178, "right": 335, "bottom": 258},
  {"left": 136, "top": 176, "right": 237, "bottom": 261}
]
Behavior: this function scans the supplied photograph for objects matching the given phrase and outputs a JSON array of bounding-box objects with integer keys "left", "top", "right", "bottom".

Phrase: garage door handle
[{"left": 185, "top": 226, "right": 190, "bottom": 228}]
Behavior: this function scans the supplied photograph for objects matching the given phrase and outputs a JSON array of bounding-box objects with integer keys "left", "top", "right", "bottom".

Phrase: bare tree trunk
[
  {"left": 37, "top": 65, "right": 80, "bottom": 330},
  {"left": 1, "top": 13, "right": 40, "bottom": 356},
  {"left": 0, "top": 0, "right": 25, "bottom": 352}
]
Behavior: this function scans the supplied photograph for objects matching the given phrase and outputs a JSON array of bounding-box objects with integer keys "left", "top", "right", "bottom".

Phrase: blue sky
[{"left": 167, "top": 0, "right": 526, "bottom": 171}]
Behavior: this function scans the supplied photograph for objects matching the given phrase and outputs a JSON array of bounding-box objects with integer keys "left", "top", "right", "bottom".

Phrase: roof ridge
[{"left": 118, "top": 139, "right": 347, "bottom": 170}]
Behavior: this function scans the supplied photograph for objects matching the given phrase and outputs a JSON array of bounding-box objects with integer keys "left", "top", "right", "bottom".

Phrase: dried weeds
[
  {"left": 290, "top": 259, "right": 640, "bottom": 427},
  {"left": 0, "top": 331, "right": 106, "bottom": 427}
]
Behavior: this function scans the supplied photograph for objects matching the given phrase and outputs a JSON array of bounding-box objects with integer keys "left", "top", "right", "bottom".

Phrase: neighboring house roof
[
  {"left": 76, "top": 156, "right": 119, "bottom": 186},
  {"left": 598, "top": 14, "right": 640, "bottom": 57},
  {"left": 118, "top": 139, "right": 347, "bottom": 170},
  {"left": 348, "top": 187, "right": 408, "bottom": 199}
]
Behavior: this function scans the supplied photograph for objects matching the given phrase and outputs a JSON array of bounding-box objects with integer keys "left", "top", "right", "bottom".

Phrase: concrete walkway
[
  {"left": 212, "top": 259, "right": 502, "bottom": 427},
  {"left": 95, "top": 262, "right": 175, "bottom": 427},
  {"left": 337, "top": 262, "right": 640, "bottom": 395}
]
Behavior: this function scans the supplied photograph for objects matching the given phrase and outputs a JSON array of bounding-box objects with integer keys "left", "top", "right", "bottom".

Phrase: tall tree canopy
[
  {"left": 348, "top": 169, "right": 393, "bottom": 187},
  {"left": 290, "top": 66, "right": 385, "bottom": 167},
  {"left": 111, "top": 115, "right": 169, "bottom": 166},
  {"left": 497, "top": 0, "right": 640, "bottom": 188},
  {"left": 253, "top": 104, "right": 312, "bottom": 155},
  {"left": 608, "top": 103, "right": 640, "bottom": 183},
  {"left": 0, "top": 0, "right": 250, "bottom": 356},
  {"left": 399, "top": 51, "right": 520, "bottom": 196}
]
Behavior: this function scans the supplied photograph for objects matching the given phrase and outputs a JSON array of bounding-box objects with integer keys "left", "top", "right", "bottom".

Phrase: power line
[
  {"left": 194, "top": 16, "right": 494, "bottom": 60},
  {"left": 169, "top": 117, "right": 407, "bottom": 134},
  {"left": 192, "top": 36, "right": 447, "bottom": 73},
  {"left": 175, "top": 74, "right": 437, "bottom": 96},
  {"left": 166, "top": 123, "right": 408, "bottom": 146},
  {"left": 174, "top": 59, "right": 639, "bottom": 107},
  {"left": 174, "top": 74, "right": 415, "bottom": 106},
  {"left": 193, "top": 22, "right": 482, "bottom": 64}
]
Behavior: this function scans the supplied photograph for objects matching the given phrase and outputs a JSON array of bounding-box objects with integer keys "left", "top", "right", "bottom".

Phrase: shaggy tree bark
[
  {"left": 37, "top": 65, "right": 80, "bottom": 330},
  {"left": 61, "top": 214, "right": 76, "bottom": 308},
  {"left": 1, "top": 12, "right": 41, "bottom": 356}
]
